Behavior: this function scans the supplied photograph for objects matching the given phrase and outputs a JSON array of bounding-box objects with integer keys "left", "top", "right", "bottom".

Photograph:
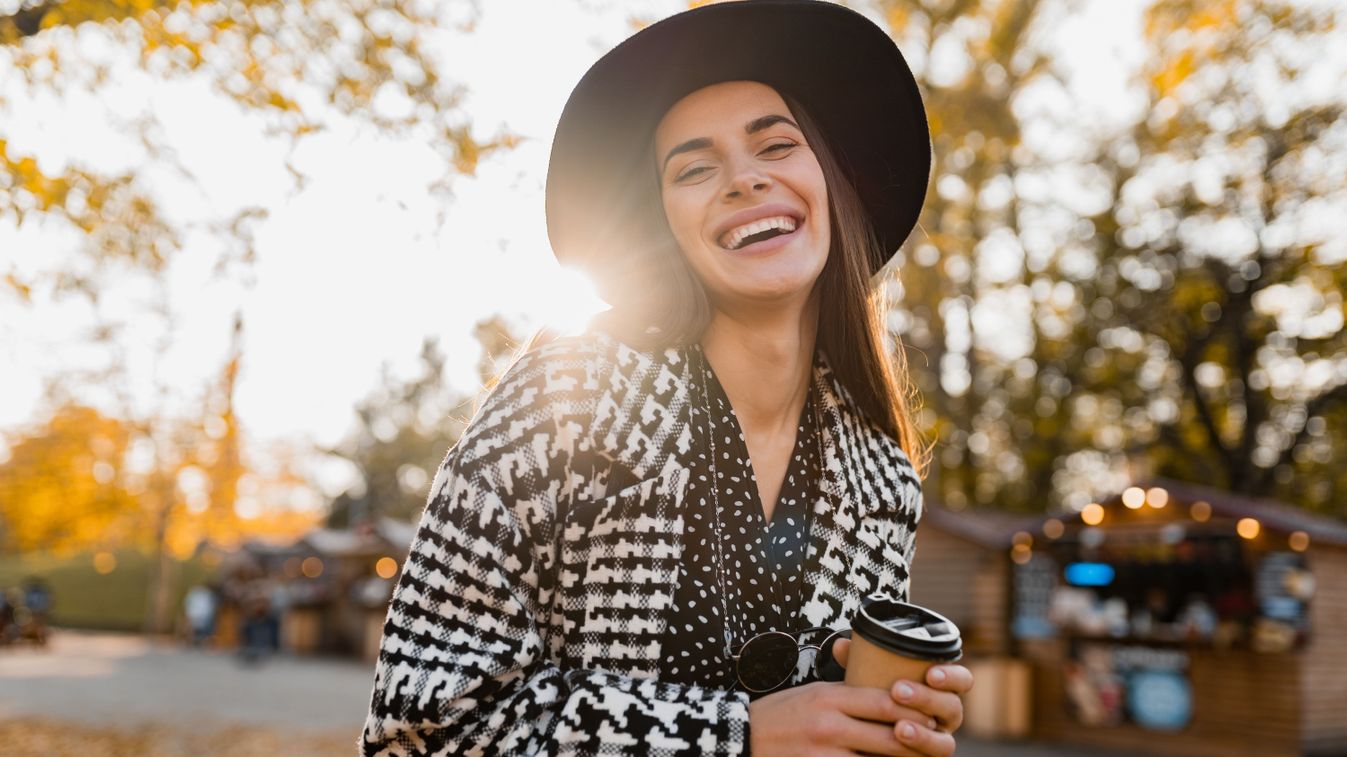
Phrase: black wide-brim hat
[{"left": 545, "top": 0, "right": 931, "bottom": 280}]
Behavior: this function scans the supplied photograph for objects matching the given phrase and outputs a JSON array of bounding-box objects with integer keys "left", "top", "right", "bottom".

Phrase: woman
[{"left": 362, "top": 2, "right": 972, "bottom": 755}]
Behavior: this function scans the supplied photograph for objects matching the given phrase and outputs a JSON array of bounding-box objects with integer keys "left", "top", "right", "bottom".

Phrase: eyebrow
[{"left": 660, "top": 113, "right": 802, "bottom": 173}]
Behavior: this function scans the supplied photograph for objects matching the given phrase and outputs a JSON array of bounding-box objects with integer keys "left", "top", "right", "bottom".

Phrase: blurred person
[
  {"left": 184, "top": 584, "right": 218, "bottom": 648},
  {"left": 362, "top": 2, "right": 971, "bottom": 755},
  {"left": 0, "top": 587, "right": 14, "bottom": 645},
  {"left": 21, "top": 576, "right": 52, "bottom": 646},
  {"left": 267, "top": 577, "right": 289, "bottom": 654},
  {"left": 236, "top": 572, "right": 273, "bottom": 665}
]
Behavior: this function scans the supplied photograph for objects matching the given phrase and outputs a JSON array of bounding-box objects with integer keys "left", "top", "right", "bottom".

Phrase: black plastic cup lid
[{"left": 852, "top": 594, "right": 963, "bottom": 663}]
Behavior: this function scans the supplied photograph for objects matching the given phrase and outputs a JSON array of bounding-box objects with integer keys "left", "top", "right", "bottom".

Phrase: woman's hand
[
  {"left": 748, "top": 681, "right": 942, "bottom": 756},
  {"left": 829, "top": 638, "right": 974, "bottom": 756}
]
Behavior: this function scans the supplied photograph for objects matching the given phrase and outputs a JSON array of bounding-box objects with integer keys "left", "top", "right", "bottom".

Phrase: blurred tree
[
  {"left": 0, "top": 403, "right": 139, "bottom": 553},
  {"left": 1072, "top": 0, "right": 1347, "bottom": 514},
  {"left": 877, "top": 0, "right": 1345, "bottom": 516},
  {"left": 1, "top": 0, "right": 513, "bottom": 301},
  {"left": 2, "top": 0, "right": 518, "bottom": 624},
  {"left": 324, "top": 315, "right": 523, "bottom": 526},
  {"left": 874, "top": 0, "right": 1068, "bottom": 510}
]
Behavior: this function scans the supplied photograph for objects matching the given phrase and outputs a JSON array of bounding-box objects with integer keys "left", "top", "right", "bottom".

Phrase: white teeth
[{"left": 721, "top": 215, "right": 798, "bottom": 250}]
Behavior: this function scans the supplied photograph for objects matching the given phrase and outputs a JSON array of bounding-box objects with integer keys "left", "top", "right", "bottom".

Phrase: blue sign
[
  {"left": 1127, "top": 670, "right": 1192, "bottom": 731},
  {"left": 1065, "top": 562, "right": 1116, "bottom": 587}
]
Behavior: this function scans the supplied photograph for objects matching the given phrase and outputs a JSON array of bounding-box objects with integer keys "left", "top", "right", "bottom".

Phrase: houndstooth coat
[{"left": 361, "top": 331, "right": 924, "bottom": 756}]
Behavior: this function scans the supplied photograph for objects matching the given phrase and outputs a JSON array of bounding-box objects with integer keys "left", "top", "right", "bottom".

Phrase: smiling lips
[
  {"left": 719, "top": 215, "right": 799, "bottom": 250},
  {"left": 715, "top": 206, "right": 805, "bottom": 251}
]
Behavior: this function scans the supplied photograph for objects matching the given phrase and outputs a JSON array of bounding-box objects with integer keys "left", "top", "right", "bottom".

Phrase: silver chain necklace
[{"left": 695, "top": 347, "right": 823, "bottom": 659}]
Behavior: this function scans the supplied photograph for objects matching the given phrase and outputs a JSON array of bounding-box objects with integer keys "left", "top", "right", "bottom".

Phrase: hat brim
[{"left": 546, "top": 0, "right": 930, "bottom": 278}]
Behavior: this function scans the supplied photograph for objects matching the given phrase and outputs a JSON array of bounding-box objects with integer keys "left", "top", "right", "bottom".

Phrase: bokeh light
[
  {"left": 1145, "top": 487, "right": 1169, "bottom": 508},
  {"left": 1081, "top": 503, "right": 1105, "bottom": 525},
  {"left": 93, "top": 551, "right": 117, "bottom": 574},
  {"left": 1237, "top": 518, "right": 1261, "bottom": 540},
  {"left": 1122, "top": 487, "right": 1146, "bottom": 509},
  {"left": 375, "top": 557, "right": 399, "bottom": 579},
  {"left": 1289, "top": 531, "right": 1310, "bottom": 552},
  {"left": 1043, "top": 518, "right": 1065, "bottom": 539}
]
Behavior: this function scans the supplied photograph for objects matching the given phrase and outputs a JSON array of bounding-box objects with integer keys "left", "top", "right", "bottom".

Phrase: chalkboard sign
[
  {"left": 1253, "top": 551, "right": 1311, "bottom": 651},
  {"left": 1013, "top": 552, "right": 1058, "bottom": 639}
]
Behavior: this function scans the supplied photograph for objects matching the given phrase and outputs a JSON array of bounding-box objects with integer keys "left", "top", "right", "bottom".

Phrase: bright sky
[{"left": 0, "top": 0, "right": 1156, "bottom": 495}]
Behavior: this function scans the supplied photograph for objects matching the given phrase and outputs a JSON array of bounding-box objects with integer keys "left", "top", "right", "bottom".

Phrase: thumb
[{"left": 832, "top": 638, "right": 850, "bottom": 669}]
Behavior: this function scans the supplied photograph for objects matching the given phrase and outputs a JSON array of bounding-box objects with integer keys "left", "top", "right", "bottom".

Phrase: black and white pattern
[{"left": 361, "top": 331, "right": 923, "bottom": 756}]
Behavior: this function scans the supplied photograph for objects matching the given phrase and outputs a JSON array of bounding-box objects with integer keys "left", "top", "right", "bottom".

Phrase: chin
[{"left": 717, "top": 269, "right": 821, "bottom": 306}]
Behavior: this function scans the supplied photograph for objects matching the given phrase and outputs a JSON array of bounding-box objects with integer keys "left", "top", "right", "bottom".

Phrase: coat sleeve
[{"left": 360, "top": 341, "right": 751, "bottom": 756}]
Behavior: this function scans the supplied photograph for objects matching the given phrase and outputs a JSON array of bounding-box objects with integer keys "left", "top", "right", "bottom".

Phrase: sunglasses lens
[
  {"left": 737, "top": 632, "right": 800, "bottom": 692},
  {"left": 816, "top": 630, "right": 850, "bottom": 682}
]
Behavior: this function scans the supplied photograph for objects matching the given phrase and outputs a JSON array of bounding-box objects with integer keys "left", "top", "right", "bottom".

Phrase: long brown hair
[{"left": 589, "top": 89, "right": 930, "bottom": 474}]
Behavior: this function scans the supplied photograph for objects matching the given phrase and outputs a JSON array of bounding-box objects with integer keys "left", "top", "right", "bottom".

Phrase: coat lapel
[{"left": 799, "top": 355, "right": 918, "bottom": 629}]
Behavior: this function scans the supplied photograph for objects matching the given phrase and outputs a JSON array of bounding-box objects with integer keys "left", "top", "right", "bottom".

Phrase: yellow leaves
[
  {"left": 1144, "top": 0, "right": 1243, "bottom": 98},
  {"left": 887, "top": 6, "right": 912, "bottom": 36},
  {"left": 265, "top": 90, "right": 300, "bottom": 112},
  {"left": 4, "top": 272, "right": 33, "bottom": 302},
  {"left": 0, "top": 405, "right": 138, "bottom": 555},
  {"left": 1151, "top": 48, "right": 1195, "bottom": 98}
]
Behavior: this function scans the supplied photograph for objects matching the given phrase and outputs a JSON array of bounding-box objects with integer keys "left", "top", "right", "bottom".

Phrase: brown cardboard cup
[{"left": 843, "top": 595, "right": 962, "bottom": 691}]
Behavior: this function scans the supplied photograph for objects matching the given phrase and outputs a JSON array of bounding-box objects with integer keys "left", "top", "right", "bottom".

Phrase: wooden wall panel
[
  {"left": 909, "top": 527, "right": 1008, "bottom": 655},
  {"left": 1301, "top": 545, "right": 1347, "bottom": 755}
]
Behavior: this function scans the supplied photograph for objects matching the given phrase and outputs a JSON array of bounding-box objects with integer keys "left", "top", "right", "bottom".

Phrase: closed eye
[
  {"left": 674, "top": 164, "right": 712, "bottom": 182},
  {"left": 761, "top": 142, "right": 798, "bottom": 156}
]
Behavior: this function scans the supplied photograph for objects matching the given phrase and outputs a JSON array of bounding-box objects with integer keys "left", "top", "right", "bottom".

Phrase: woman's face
[{"left": 654, "top": 81, "right": 830, "bottom": 310}]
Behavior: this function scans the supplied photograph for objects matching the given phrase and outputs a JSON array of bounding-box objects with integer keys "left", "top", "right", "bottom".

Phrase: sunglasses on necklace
[{"left": 730, "top": 626, "right": 852, "bottom": 693}]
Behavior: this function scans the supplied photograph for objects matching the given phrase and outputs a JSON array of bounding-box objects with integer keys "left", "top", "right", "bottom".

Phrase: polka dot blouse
[{"left": 659, "top": 345, "right": 824, "bottom": 693}]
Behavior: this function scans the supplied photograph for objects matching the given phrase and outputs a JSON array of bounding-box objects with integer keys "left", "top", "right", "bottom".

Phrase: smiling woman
[{"left": 361, "top": 2, "right": 972, "bottom": 756}]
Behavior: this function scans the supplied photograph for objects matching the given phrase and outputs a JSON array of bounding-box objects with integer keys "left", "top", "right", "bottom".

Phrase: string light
[
  {"left": 1082, "top": 503, "right": 1105, "bottom": 525},
  {"left": 1289, "top": 531, "right": 1310, "bottom": 552},
  {"left": 1122, "top": 487, "right": 1146, "bottom": 509},
  {"left": 1043, "top": 518, "right": 1065, "bottom": 539},
  {"left": 1190, "top": 500, "right": 1212, "bottom": 522},
  {"left": 376, "top": 557, "right": 400, "bottom": 579},
  {"left": 1237, "top": 518, "right": 1261, "bottom": 540},
  {"left": 1145, "top": 487, "right": 1169, "bottom": 508}
]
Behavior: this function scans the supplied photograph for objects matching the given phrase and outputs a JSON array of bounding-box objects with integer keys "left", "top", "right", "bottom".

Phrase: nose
[{"left": 722, "top": 160, "right": 772, "bottom": 200}]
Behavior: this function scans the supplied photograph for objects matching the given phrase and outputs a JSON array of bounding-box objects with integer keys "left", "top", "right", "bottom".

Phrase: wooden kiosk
[{"left": 911, "top": 479, "right": 1347, "bottom": 756}]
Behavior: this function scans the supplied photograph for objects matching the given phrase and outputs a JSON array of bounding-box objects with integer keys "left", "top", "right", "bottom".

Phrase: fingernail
[
  {"left": 929, "top": 667, "right": 947, "bottom": 684},
  {"left": 896, "top": 682, "right": 914, "bottom": 701},
  {"left": 899, "top": 722, "right": 916, "bottom": 741}
]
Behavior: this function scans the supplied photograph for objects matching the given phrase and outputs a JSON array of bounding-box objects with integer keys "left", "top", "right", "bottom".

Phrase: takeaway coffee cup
[{"left": 844, "top": 594, "right": 963, "bottom": 690}]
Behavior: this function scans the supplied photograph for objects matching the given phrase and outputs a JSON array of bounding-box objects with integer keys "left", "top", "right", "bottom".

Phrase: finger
[
  {"left": 833, "top": 638, "right": 850, "bottom": 669},
  {"left": 896, "top": 719, "right": 957, "bottom": 757},
  {"left": 831, "top": 686, "right": 937, "bottom": 730},
  {"left": 834, "top": 716, "right": 916, "bottom": 756},
  {"left": 892, "top": 680, "right": 964, "bottom": 732},
  {"left": 925, "top": 664, "right": 974, "bottom": 695}
]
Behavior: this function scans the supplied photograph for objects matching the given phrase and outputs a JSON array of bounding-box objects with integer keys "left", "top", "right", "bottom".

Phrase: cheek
[{"left": 661, "top": 194, "right": 702, "bottom": 249}]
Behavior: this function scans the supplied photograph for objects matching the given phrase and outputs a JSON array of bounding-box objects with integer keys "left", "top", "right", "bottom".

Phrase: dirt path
[{"left": 0, "top": 630, "right": 373, "bottom": 756}]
